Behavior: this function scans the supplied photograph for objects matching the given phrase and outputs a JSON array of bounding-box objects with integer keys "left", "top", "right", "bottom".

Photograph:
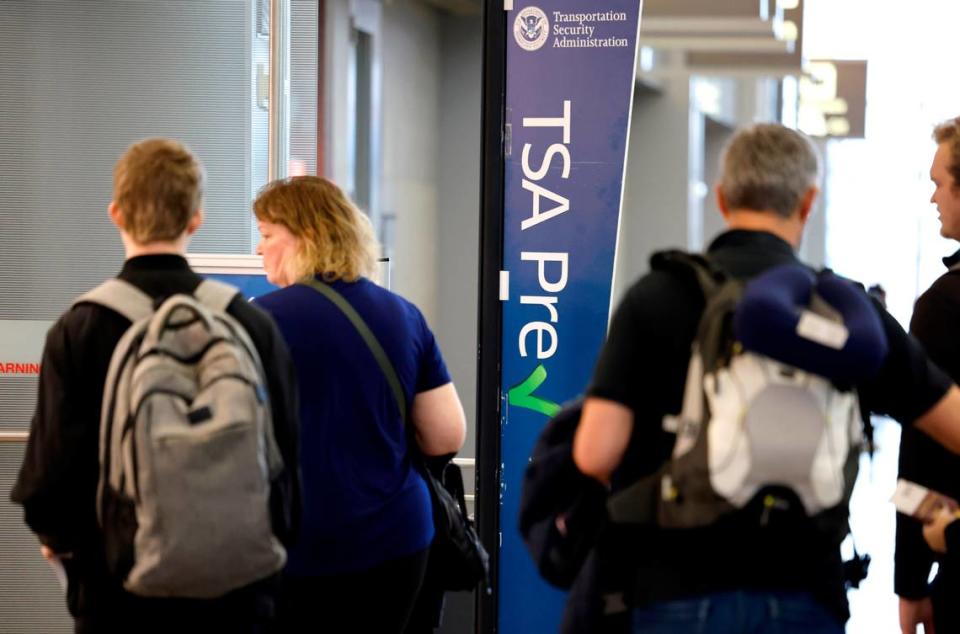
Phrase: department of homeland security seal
[{"left": 514, "top": 6, "right": 549, "bottom": 51}]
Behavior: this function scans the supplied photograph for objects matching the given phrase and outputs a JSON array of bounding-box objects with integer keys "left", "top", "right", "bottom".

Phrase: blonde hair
[
  {"left": 934, "top": 117, "right": 960, "bottom": 189},
  {"left": 253, "top": 176, "right": 379, "bottom": 282},
  {"left": 113, "top": 138, "right": 205, "bottom": 242}
]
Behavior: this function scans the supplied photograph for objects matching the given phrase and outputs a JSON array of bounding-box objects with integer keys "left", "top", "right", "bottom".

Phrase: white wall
[
  {"left": 323, "top": 0, "right": 356, "bottom": 191},
  {"left": 379, "top": 2, "right": 482, "bottom": 458},
  {"left": 436, "top": 14, "right": 482, "bottom": 457},
  {"left": 702, "top": 117, "right": 734, "bottom": 247},
  {"left": 613, "top": 77, "right": 694, "bottom": 306},
  {"left": 381, "top": 1, "right": 442, "bottom": 322}
]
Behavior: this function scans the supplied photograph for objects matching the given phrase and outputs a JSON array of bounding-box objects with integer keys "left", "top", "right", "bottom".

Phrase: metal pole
[
  {"left": 268, "top": 0, "right": 291, "bottom": 182},
  {"left": 476, "top": 0, "right": 507, "bottom": 631}
]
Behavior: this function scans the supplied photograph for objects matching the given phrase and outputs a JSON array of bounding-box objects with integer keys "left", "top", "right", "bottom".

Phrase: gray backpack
[{"left": 77, "top": 278, "right": 285, "bottom": 598}]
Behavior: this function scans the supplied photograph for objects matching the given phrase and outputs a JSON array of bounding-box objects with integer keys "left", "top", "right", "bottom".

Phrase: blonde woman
[{"left": 253, "top": 176, "right": 466, "bottom": 633}]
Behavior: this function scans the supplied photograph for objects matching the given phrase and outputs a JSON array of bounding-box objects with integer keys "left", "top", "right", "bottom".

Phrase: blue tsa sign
[{"left": 498, "top": 1, "right": 643, "bottom": 632}]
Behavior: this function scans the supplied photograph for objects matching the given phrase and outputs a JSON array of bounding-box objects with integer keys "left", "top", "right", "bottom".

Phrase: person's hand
[
  {"left": 39, "top": 545, "right": 72, "bottom": 561},
  {"left": 899, "top": 596, "right": 935, "bottom": 634},
  {"left": 923, "top": 507, "right": 958, "bottom": 554}
]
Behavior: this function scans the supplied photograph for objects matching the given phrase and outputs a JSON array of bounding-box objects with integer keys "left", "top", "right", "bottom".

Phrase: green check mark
[{"left": 508, "top": 363, "right": 561, "bottom": 417}]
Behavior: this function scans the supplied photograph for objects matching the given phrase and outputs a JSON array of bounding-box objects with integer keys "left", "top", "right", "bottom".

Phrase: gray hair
[{"left": 718, "top": 123, "right": 821, "bottom": 218}]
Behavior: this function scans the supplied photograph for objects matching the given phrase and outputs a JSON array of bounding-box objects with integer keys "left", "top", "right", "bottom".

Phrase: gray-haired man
[{"left": 573, "top": 123, "right": 960, "bottom": 633}]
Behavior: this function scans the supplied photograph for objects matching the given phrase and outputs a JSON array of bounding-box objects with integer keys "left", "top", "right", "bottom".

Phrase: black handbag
[
  {"left": 417, "top": 452, "right": 490, "bottom": 592},
  {"left": 301, "top": 279, "right": 490, "bottom": 595}
]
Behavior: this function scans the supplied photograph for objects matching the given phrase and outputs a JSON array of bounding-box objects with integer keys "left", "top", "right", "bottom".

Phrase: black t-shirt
[
  {"left": 588, "top": 230, "right": 952, "bottom": 623},
  {"left": 896, "top": 248, "right": 960, "bottom": 604},
  {"left": 11, "top": 254, "right": 301, "bottom": 626}
]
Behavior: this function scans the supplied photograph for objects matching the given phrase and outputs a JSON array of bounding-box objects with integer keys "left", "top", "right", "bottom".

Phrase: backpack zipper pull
[{"left": 760, "top": 494, "right": 790, "bottom": 526}]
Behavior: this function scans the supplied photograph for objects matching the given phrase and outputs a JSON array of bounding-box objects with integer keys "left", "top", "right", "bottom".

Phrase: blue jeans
[{"left": 631, "top": 590, "right": 843, "bottom": 634}]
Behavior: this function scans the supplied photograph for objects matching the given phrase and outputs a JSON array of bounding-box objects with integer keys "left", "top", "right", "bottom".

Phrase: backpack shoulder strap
[
  {"left": 650, "top": 250, "right": 741, "bottom": 372},
  {"left": 192, "top": 279, "right": 266, "bottom": 380},
  {"left": 650, "top": 249, "right": 726, "bottom": 300},
  {"left": 194, "top": 279, "right": 240, "bottom": 313},
  {"left": 75, "top": 279, "right": 154, "bottom": 323}
]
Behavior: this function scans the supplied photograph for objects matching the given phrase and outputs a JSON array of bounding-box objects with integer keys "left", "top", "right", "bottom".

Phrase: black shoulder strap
[
  {"left": 649, "top": 249, "right": 726, "bottom": 300},
  {"left": 299, "top": 278, "right": 407, "bottom": 424},
  {"left": 650, "top": 250, "right": 741, "bottom": 372}
]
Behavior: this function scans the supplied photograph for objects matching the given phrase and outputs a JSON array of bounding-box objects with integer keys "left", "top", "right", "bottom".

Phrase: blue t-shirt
[{"left": 256, "top": 277, "right": 451, "bottom": 575}]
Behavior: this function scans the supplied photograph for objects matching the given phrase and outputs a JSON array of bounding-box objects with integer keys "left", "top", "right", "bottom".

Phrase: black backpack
[
  {"left": 518, "top": 399, "right": 631, "bottom": 633},
  {"left": 518, "top": 400, "right": 607, "bottom": 589}
]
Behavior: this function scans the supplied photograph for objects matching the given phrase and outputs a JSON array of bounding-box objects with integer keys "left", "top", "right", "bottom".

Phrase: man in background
[{"left": 896, "top": 116, "right": 960, "bottom": 634}]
